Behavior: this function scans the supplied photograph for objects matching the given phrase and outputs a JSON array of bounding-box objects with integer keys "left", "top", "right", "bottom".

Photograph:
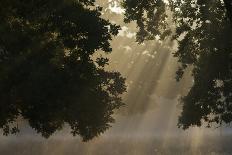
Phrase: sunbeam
[{"left": 1, "top": 0, "right": 232, "bottom": 155}]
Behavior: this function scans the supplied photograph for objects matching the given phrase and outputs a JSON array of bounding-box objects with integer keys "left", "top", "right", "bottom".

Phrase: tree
[
  {"left": 223, "top": 0, "right": 232, "bottom": 24},
  {"left": 122, "top": 0, "right": 232, "bottom": 128},
  {"left": 0, "top": 0, "right": 126, "bottom": 141}
]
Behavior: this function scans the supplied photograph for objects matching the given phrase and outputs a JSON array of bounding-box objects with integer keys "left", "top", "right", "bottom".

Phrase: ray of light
[{"left": 0, "top": 1, "right": 227, "bottom": 155}]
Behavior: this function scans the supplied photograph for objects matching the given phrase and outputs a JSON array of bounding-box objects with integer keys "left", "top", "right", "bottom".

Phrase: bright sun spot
[{"left": 108, "top": 0, "right": 125, "bottom": 14}]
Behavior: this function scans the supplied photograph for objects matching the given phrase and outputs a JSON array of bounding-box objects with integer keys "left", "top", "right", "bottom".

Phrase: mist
[{"left": 1, "top": 0, "right": 232, "bottom": 154}]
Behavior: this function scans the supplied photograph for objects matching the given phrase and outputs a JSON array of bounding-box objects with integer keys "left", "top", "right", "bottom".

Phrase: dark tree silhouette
[
  {"left": 0, "top": 0, "right": 126, "bottom": 141},
  {"left": 123, "top": 0, "right": 171, "bottom": 43},
  {"left": 223, "top": 0, "right": 232, "bottom": 24},
  {"left": 123, "top": 0, "right": 232, "bottom": 128}
]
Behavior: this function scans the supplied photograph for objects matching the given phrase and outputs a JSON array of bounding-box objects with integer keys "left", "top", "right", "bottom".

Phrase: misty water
[{"left": 1, "top": 1, "right": 232, "bottom": 155}]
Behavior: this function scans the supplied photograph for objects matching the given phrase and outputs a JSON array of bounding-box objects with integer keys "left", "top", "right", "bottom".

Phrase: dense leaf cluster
[
  {"left": 122, "top": 0, "right": 171, "bottom": 42},
  {"left": 0, "top": 0, "right": 126, "bottom": 141}
]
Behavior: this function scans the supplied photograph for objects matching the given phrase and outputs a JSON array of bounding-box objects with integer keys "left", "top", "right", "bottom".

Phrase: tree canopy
[
  {"left": 123, "top": 0, "right": 232, "bottom": 128},
  {"left": 2, "top": 0, "right": 232, "bottom": 141},
  {"left": 0, "top": 0, "right": 126, "bottom": 141}
]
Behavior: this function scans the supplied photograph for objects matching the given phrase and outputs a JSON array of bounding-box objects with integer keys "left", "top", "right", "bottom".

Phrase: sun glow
[{"left": 0, "top": 0, "right": 228, "bottom": 154}]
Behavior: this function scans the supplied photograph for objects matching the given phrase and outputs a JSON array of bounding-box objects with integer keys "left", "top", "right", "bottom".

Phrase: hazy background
[{"left": 1, "top": 1, "right": 232, "bottom": 154}]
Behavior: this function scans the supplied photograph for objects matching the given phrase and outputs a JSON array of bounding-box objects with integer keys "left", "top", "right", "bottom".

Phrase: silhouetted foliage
[
  {"left": 122, "top": 0, "right": 171, "bottom": 42},
  {"left": 123, "top": 0, "right": 232, "bottom": 128},
  {"left": 0, "top": 0, "right": 126, "bottom": 141},
  {"left": 223, "top": 0, "right": 232, "bottom": 24}
]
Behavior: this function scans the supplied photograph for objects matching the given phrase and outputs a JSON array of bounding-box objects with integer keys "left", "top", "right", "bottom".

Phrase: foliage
[
  {"left": 0, "top": 0, "right": 126, "bottom": 141},
  {"left": 122, "top": 0, "right": 232, "bottom": 128},
  {"left": 122, "top": 0, "right": 171, "bottom": 42}
]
